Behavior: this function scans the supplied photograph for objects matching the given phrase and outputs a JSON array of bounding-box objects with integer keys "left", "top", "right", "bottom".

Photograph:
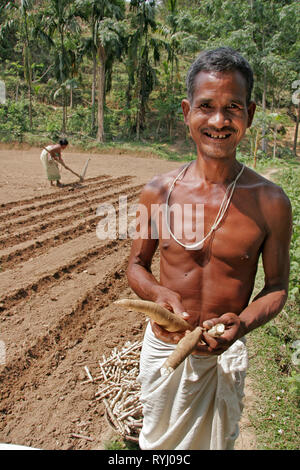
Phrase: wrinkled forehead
[{"left": 192, "top": 70, "right": 249, "bottom": 104}]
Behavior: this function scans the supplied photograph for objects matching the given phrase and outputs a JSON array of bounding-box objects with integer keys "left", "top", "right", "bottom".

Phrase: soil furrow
[
  {"left": 0, "top": 238, "right": 126, "bottom": 314},
  {"left": 0, "top": 184, "right": 143, "bottom": 250},
  {"left": 0, "top": 176, "right": 132, "bottom": 224},
  {"left": 0, "top": 250, "right": 131, "bottom": 417},
  {"left": 1, "top": 176, "right": 132, "bottom": 231},
  {"left": 0, "top": 175, "right": 111, "bottom": 213},
  {"left": 0, "top": 187, "right": 141, "bottom": 270},
  {"left": 0, "top": 148, "right": 181, "bottom": 450}
]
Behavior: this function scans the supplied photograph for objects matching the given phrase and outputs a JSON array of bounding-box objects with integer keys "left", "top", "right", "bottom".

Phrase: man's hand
[
  {"left": 153, "top": 286, "right": 185, "bottom": 316},
  {"left": 199, "top": 312, "right": 243, "bottom": 355},
  {"left": 150, "top": 321, "right": 189, "bottom": 345},
  {"left": 150, "top": 286, "right": 191, "bottom": 344}
]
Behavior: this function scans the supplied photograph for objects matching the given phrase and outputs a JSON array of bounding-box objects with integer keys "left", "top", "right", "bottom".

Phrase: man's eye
[
  {"left": 200, "top": 103, "right": 211, "bottom": 109},
  {"left": 228, "top": 104, "right": 241, "bottom": 109}
]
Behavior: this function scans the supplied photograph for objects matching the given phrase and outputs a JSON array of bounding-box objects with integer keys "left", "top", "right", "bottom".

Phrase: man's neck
[{"left": 193, "top": 154, "right": 242, "bottom": 186}]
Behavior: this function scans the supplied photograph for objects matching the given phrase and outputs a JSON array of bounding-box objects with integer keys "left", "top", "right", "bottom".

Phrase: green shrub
[
  {"left": 0, "top": 99, "right": 30, "bottom": 142},
  {"left": 68, "top": 105, "right": 93, "bottom": 135}
]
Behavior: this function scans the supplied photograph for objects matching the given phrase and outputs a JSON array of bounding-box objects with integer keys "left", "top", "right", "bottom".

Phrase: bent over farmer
[
  {"left": 126, "top": 47, "right": 292, "bottom": 450},
  {"left": 40, "top": 138, "right": 82, "bottom": 187}
]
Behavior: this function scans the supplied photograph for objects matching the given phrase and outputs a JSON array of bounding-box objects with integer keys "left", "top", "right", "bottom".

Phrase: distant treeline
[{"left": 0, "top": 0, "right": 299, "bottom": 149}]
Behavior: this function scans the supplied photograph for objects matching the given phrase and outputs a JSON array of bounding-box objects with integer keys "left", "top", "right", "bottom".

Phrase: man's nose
[{"left": 208, "top": 109, "right": 231, "bottom": 128}]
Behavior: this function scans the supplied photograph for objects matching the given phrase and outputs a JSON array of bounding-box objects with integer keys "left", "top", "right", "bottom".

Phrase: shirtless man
[
  {"left": 126, "top": 47, "right": 292, "bottom": 450},
  {"left": 40, "top": 139, "right": 82, "bottom": 187}
]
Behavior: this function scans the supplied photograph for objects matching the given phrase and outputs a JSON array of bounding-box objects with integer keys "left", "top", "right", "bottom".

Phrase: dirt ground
[{"left": 0, "top": 146, "right": 256, "bottom": 450}]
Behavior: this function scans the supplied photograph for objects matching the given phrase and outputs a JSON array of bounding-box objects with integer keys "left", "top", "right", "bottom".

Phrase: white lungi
[
  {"left": 40, "top": 148, "right": 60, "bottom": 181},
  {"left": 137, "top": 322, "right": 248, "bottom": 450}
]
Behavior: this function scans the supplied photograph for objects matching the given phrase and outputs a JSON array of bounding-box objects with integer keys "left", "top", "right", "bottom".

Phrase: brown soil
[{"left": 0, "top": 147, "right": 256, "bottom": 450}]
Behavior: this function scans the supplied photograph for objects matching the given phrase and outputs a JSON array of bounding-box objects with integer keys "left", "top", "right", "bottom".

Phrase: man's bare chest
[{"left": 156, "top": 190, "right": 266, "bottom": 269}]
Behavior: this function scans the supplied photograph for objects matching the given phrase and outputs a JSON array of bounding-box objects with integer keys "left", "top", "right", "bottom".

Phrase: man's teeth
[{"left": 205, "top": 132, "right": 230, "bottom": 139}]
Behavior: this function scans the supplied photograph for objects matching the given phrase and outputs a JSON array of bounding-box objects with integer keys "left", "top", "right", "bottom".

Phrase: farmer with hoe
[
  {"left": 126, "top": 47, "right": 292, "bottom": 450},
  {"left": 40, "top": 138, "right": 82, "bottom": 187}
]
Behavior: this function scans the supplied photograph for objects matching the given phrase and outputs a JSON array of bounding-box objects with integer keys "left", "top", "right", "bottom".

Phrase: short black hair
[
  {"left": 186, "top": 47, "right": 254, "bottom": 104},
  {"left": 59, "top": 138, "right": 69, "bottom": 146}
]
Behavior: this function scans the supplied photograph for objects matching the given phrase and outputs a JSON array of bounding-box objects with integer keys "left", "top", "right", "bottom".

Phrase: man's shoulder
[
  {"left": 244, "top": 165, "right": 291, "bottom": 218},
  {"left": 142, "top": 164, "right": 188, "bottom": 201},
  {"left": 245, "top": 166, "right": 288, "bottom": 196}
]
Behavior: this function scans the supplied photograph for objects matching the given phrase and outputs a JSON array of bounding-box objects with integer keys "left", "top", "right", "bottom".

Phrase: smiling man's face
[{"left": 182, "top": 70, "right": 256, "bottom": 160}]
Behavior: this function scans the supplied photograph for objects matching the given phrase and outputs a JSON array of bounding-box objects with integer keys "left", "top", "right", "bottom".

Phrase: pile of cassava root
[
  {"left": 81, "top": 299, "right": 225, "bottom": 441},
  {"left": 82, "top": 340, "right": 143, "bottom": 442}
]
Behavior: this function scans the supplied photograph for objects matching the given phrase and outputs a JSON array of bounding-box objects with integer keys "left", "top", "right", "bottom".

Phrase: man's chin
[{"left": 198, "top": 146, "right": 237, "bottom": 160}]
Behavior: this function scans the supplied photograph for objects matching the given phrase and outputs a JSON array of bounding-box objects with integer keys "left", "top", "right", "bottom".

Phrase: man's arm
[
  {"left": 51, "top": 150, "right": 81, "bottom": 179},
  {"left": 237, "top": 186, "right": 292, "bottom": 334},
  {"left": 127, "top": 179, "right": 188, "bottom": 335},
  {"left": 202, "top": 186, "right": 292, "bottom": 354}
]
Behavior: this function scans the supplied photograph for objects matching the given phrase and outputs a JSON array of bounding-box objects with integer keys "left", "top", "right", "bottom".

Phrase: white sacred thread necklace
[{"left": 164, "top": 161, "right": 245, "bottom": 250}]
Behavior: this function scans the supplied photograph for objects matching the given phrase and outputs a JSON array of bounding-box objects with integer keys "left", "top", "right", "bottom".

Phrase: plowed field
[
  {"left": 0, "top": 147, "right": 255, "bottom": 450},
  {"left": 0, "top": 147, "right": 182, "bottom": 450}
]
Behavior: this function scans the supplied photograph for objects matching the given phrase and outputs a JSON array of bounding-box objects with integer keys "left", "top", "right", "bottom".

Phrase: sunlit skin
[
  {"left": 127, "top": 70, "right": 292, "bottom": 355},
  {"left": 182, "top": 70, "right": 255, "bottom": 161}
]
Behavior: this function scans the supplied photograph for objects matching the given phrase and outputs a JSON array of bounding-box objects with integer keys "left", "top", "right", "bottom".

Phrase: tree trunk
[
  {"left": 261, "top": 65, "right": 267, "bottom": 153},
  {"left": 97, "top": 44, "right": 106, "bottom": 143},
  {"left": 91, "top": 49, "right": 97, "bottom": 134},
  {"left": 65, "top": 90, "right": 68, "bottom": 129},
  {"left": 273, "top": 128, "right": 277, "bottom": 159},
  {"left": 28, "top": 84, "right": 32, "bottom": 130},
  {"left": 91, "top": 17, "right": 97, "bottom": 135},
  {"left": 136, "top": 61, "right": 142, "bottom": 140},
  {"left": 136, "top": 52, "right": 143, "bottom": 140},
  {"left": 125, "top": 84, "right": 132, "bottom": 131},
  {"left": 293, "top": 103, "right": 300, "bottom": 156},
  {"left": 23, "top": 10, "right": 33, "bottom": 130},
  {"left": 253, "top": 130, "right": 260, "bottom": 168},
  {"left": 62, "top": 88, "right": 67, "bottom": 133},
  {"left": 169, "top": 117, "right": 173, "bottom": 141}
]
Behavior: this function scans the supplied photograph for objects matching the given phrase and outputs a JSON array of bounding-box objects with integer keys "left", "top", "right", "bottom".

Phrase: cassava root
[
  {"left": 114, "top": 298, "right": 191, "bottom": 332},
  {"left": 160, "top": 322, "right": 226, "bottom": 376},
  {"left": 115, "top": 298, "right": 226, "bottom": 376},
  {"left": 161, "top": 326, "right": 204, "bottom": 376}
]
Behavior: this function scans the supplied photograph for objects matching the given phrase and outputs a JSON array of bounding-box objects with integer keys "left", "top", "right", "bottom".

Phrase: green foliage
[
  {"left": 0, "top": 0, "right": 299, "bottom": 144},
  {"left": 68, "top": 105, "right": 93, "bottom": 135},
  {"left": 0, "top": 99, "right": 30, "bottom": 141},
  {"left": 248, "top": 316, "right": 299, "bottom": 449},
  {"left": 104, "top": 436, "right": 139, "bottom": 450},
  {"left": 246, "top": 162, "right": 300, "bottom": 450},
  {"left": 287, "top": 370, "right": 300, "bottom": 400},
  {"left": 274, "top": 167, "right": 300, "bottom": 302}
]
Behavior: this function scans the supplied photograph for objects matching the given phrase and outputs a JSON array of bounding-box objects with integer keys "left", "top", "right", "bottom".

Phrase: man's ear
[
  {"left": 247, "top": 101, "right": 256, "bottom": 128},
  {"left": 181, "top": 99, "right": 191, "bottom": 125}
]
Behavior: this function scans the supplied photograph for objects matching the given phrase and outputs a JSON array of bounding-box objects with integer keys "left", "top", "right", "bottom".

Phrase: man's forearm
[
  {"left": 127, "top": 264, "right": 163, "bottom": 301},
  {"left": 238, "top": 286, "right": 288, "bottom": 337}
]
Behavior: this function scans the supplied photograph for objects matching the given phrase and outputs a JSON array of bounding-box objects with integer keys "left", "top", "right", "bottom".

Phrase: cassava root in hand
[
  {"left": 114, "top": 298, "right": 191, "bottom": 332},
  {"left": 115, "top": 298, "right": 225, "bottom": 376},
  {"left": 160, "top": 327, "right": 204, "bottom": 375},
  {"left": 160, "top": 323, "right": 225, "bottom": 376}
]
